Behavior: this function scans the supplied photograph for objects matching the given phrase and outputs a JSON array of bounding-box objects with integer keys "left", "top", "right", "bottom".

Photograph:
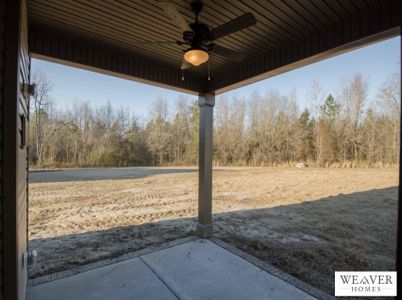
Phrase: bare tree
[
  {"left": 171, "top": 96, "right": 191, "bottom": 164},
  {"left": 377, "top": 72, "right": 401, "bottom": 121},
  {"left": 306, "top": 80, "right": 324, "bottom": 164},
  {"left": 376, "top": 72, "right": 401, "bottom": 162},
  {"left": 307, "top": 80, "right": 324, "bottom": 120},
  {"left": 339, "top": 73, "right": 368, "bottom": 161},
  {"left": 146, "top": 97, "right": 170, "bottom": 165},
  {"left": 214, "top": 95, "right": 246, "bottom": 165},
  {"left": 30, "top": 71, "right": 65, "bottom": 165}
]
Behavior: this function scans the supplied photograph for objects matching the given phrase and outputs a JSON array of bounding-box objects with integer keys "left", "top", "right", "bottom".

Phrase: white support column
[{"left": 196, "top": 92, "right": 215, "bottom": 238}]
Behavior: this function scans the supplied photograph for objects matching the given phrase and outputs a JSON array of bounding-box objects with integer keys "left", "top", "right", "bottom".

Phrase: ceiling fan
[{"left": 158, "top": 0, "right": 257, "bottom": 70}]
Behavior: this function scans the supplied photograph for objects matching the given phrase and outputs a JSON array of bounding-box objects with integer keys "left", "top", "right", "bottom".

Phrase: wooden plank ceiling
[{"left": 28, "top": 0, "right": 400, "bottom": 93}]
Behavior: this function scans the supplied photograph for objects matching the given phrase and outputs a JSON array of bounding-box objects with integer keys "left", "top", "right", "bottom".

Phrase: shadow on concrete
[{"left": 28, "top": 187, "right": 398, "bottom": 295}]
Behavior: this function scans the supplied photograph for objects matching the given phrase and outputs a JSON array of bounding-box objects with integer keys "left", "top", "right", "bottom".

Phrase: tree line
[{"left": 29, "top": 71, "right": 400, "bottom": 168}]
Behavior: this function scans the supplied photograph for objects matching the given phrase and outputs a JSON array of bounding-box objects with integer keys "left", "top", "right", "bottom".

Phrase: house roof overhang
[{"left": 28, "top": 0, "right": 401, "bottom": 95}]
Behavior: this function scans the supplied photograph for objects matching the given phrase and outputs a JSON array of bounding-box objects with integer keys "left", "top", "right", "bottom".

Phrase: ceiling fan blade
[
  {"left": 210, "top": 44, "right": 245, "bottom": 62},
  {"left": 181, "top": 60, "right": 192, "bottom": 70},
  {"left": 209, "top": 13, "right": 257, "bottom": 40},
  {"left": 159, "top": 1, "right": 192, "bottom": 32}
]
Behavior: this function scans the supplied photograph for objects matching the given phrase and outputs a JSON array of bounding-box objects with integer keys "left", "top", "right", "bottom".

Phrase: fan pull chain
[
  {"left": 181, "top": 69, "right": 184, "bottom": 81},
  {"left": 208, "top": 59, "right": 211, "bottom": 81}
]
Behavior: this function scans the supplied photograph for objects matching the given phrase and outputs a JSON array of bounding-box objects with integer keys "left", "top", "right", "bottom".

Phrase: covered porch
[
  {"left": 26, "top": 0, "right": 401, "bottom": 240},
  {"left": 0, "top": 0, "right": 400, "bottom": 299}
]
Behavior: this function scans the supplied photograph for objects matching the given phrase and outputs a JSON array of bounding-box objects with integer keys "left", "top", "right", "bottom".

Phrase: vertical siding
[
  {"left": 17, "top": 0, "right": 29, "bottom": 289},
  {"left": 1, "top": 0, "right": 29, "bottom": 299},
  {"left": 0, "top": 0, "right": 5, "bottom": 297}
]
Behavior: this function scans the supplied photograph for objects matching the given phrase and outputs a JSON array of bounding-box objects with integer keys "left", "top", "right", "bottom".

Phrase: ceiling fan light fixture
[{"left": 184, "top": 47, "right": 209, "bottom": 66}]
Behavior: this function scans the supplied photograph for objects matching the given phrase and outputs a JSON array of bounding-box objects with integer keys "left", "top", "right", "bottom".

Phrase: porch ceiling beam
[
  {"left": 28, "top": 24, "right": 208, "bottom": 95},
  {"left": 208, "top": 0, "right": 401, "bottom": 94}
]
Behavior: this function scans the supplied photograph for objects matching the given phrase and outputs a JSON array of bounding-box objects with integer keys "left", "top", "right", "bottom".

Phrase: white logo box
[{"left": 335, "top": 271, "right": 397, "bottom": 297}]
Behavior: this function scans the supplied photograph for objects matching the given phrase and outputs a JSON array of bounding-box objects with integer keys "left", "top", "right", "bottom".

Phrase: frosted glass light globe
[{"left": 184, "top": 49, "right": 209, "bottom": 66}]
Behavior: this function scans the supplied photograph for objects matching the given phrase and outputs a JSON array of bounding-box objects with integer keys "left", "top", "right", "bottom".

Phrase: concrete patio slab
[
  {"left": 27, "top": 239, "right": 317, "bottom": 300},
  {"left": 142, "top": 239, "right": 315, "bottom": 300},
  {"left": 27, "top": 257, "right": 178, "bottom": 300}
]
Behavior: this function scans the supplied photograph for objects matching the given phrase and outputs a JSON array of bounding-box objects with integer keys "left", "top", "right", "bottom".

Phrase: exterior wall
[
  {"left": 0, "top": 0, "right": 4, "bottom": 297},
  {"left": 1, "top": 0, "right": 29, "bottom": 299},
  {"left": 17, "top": 1, "right": 29, "bottom": 298}
]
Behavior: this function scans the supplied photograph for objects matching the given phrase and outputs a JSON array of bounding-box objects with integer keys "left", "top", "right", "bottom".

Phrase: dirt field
[{"left": 28, "top": 167, "right": 398, "bottom": 294}]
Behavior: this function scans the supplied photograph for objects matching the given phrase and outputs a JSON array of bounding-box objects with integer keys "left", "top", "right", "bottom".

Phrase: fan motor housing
[
  {"left": 183, "top": 31, "right": 194, "bottom": 42},
  {"left": 189, "top": 22, "right": 210, "bottom": 42}
]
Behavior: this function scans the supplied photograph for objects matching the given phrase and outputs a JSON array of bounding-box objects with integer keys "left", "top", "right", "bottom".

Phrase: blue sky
[{"left": 32, "top": 36, "right": 400, "bottom": 117}]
